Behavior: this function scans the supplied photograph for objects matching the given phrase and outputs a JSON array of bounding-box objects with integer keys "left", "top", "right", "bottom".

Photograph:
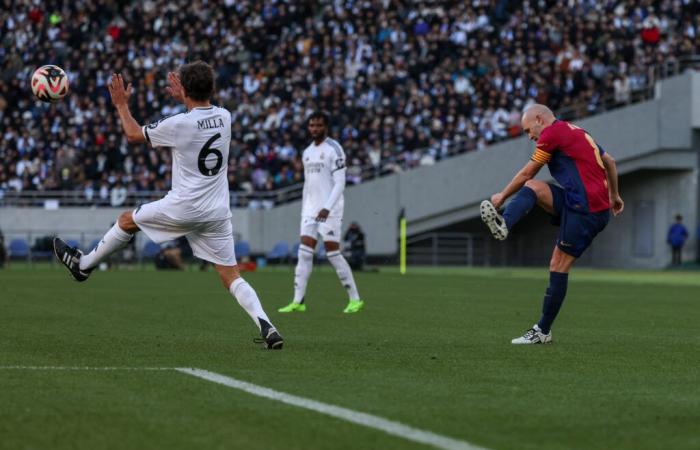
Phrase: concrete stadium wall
[{"left": 2, "top": 72, "right": 699, "bottom": 267}]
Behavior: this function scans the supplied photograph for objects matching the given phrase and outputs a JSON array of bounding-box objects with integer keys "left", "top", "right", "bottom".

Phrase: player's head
[
  {"left": 179, "top": 60, "right": 215, "bottom": 102},
  {"left": 675, "top": 214, "right": 683, "bottom": 222},
  {"left": 307, "top": 111, "right": 329, "bottom": 141},
  {"left": 521, "top": 104, "right": 556, "bottom": 141}
]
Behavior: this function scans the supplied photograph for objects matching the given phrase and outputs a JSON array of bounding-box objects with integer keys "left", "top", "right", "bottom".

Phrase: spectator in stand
[{"left": 2, "top": 0, "right": 700, "bottom": 205}]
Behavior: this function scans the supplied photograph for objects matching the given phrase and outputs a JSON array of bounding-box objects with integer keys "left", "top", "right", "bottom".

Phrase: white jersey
[
  {"left": 301, "top": 137, "right": 346, "bottom": 218},
  {"left": 142, "top": 106, "right": 232, "bottom": 222}
]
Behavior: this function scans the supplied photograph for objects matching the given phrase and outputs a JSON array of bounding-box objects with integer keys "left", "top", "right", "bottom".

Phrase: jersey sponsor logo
[{"left": 305, "top": 162, "right": 324, "bottom": 174}]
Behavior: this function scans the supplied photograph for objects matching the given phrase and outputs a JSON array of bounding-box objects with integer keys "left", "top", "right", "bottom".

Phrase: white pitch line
[
  {"left": 0, "top": 366, "right": 173, "bottom": 371},
  {"left": 175, "top": 367, "right": 487, "bottom": 450}
]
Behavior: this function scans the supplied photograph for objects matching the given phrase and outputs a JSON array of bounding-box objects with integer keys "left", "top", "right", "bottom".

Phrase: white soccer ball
[{"left": 31, "top": 65, "right": 69, "bottom": 103}]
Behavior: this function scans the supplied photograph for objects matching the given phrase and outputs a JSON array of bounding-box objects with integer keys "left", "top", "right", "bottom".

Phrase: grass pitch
[{"left": 1, "top": 265, "right": 698, "bottom": 450}]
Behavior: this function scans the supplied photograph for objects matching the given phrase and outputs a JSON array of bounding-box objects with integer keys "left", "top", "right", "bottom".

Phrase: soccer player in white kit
[
  {"left": 53, "top": 61, "right": 283, "bottom": 349},
  {"left": 278, "top": 112, "right": 363, "bottom": 314}
]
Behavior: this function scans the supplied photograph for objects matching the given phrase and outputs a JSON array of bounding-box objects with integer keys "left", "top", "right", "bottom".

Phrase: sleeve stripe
[
  {"left": 143, "top": 126, "right": 151, "bottom": 144},
  {"left": 325, "top": 138, "right": 344, "bottom": 158},
  {"left": 531, "top": 148, "right": 551, "bottom": 164}
]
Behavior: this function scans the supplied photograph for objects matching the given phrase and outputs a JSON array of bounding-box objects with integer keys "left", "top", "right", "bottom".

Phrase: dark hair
[
  {"left": 676, "top": 214, "right": 683, "bottom": 221},
  {"left": 307, "top": 111, "right": 330, "bottom": 126},
  {"left": 179, "top": 60, "right": 215, "bottom": 101}
]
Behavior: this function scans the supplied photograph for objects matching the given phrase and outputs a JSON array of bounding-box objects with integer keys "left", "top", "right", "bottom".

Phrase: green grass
[{"left": 1, "top": 265, "right": 699, "bottom": 450}]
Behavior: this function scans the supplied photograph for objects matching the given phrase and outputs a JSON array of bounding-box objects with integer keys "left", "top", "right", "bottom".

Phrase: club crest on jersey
[
  {"left": 320, "top": 153, "right": 325, "bottom": 159},
  {"left": 197, "top": 118, "right": 224, "bottom": 130}
]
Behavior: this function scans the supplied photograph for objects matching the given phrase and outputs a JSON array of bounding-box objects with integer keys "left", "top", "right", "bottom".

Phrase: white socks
[
  {"left": 230, "top": 278, "right": 271, "bottom": 330},
  {"left": 79, "top": 223, "right": 133, "bottom": 270},
  {"left": 327, "top": 250, "right": 360, "bottom": 301},
  {"left": 293, "top": 244, "right": 315, "bottom": 303}
]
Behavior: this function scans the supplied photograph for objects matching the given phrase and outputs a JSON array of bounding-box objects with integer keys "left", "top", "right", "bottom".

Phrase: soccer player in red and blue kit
[{"left": 481, "top": 104, "right": 624, "bottom": 344}]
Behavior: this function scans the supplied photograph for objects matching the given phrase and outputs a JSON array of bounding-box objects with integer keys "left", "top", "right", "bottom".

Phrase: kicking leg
[
  {"left": 324, "top": 240, "right": 363, "bottom": 313},
  {"left": 215, "top": 264, "right": 283, "bottom": 349},
  {"left": 482, "top": 180, "right": 555, "bottom": 240},
  {"left": 54, "top": 211, "right": 137, "bottom": 281},
  {"left": 279, "top": 235, "right": 316, "bottom": 312}
]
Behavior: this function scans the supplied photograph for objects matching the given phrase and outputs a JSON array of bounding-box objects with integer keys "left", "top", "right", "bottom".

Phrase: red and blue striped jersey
[{"left": 531, "top": 120, "right": 610, "bottom": 213}]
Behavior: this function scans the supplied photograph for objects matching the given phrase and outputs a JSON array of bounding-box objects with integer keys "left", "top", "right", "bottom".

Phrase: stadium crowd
[{"left": 1, "top": 0, "right": 699, "bottom": 206}]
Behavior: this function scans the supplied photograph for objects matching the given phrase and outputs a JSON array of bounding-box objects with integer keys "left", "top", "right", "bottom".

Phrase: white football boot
[
  {"left": 480, "top": 200, "right": 508, "bottom": 241},
  {"left": 511, "top": 324, "right": 552, "bottom": 344}
]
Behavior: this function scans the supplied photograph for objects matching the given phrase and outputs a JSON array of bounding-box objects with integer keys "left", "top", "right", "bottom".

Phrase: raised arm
[
  {"left": 491, "top": 160, "right": 544, "bottom": 209},
  {"left": 108, "top": 74, "right": 146, "bottom": 144},
  {"left": 602, "top": 152, "right": 624, "bottom": 216}
]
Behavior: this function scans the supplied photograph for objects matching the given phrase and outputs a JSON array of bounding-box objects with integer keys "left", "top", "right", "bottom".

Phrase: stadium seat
[
  {"left": 9, "top": 239, "right": 30, "bottom": 259},
  {"left": 289, "top": 242, "right": 301, "bottom": 263},
  {"left": 31, "top": 236, "right": 54, "bottom": 261},
  {"left": 142, "top": 241, "right": 161, "bottom": 259},
  {"left": 235, "top": 240, "right": 251, "bottom": 258},
  {"left": 266, "top": 241, "right": 290, "bottom": 262}
]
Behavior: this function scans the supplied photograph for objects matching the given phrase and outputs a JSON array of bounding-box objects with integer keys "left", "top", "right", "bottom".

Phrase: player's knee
[
  {"left": 300, "top": 236, "right": 316, "bottom": 249},
  {"left": 117, "top": 211, "right": 138, "bottom": 233},
  {"left": 324, "top": 241, "right": 340, "bottom": 252},
  {"left": 524, "top": 179, "right": 545, "bottom": 194}
]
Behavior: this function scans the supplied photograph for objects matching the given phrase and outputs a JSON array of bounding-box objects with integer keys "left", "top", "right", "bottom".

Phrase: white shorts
[
  {"left": 300, "top": 216, "right": 342, "bottom": 242},
  {"left": 133, "top": 199, "right": 237, "bottom": 266}
]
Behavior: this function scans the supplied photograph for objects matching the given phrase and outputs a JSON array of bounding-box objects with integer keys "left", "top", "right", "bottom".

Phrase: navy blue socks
[
  {"left": 537, "top": 272, "right": 569, "bottom": 334},
  {"left": 502, "top": 186, "right": 537, "bottom": 230}
]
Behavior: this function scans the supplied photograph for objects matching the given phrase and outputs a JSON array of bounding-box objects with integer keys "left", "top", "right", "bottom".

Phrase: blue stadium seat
[
  {"left": 142, "top": 241, "right": 161, "bottom": 258},
  {"left": 266, "top": 241, "right": 289, "bottom": 261},
  {"left": 235, "top": 240, "right": 250, "bottom": 258},
  {"left": 9, "top": 239, "right": 29, "bottom": 258},
  {"left": 291, "top": 242, "right": 300, "bottom": 256}
]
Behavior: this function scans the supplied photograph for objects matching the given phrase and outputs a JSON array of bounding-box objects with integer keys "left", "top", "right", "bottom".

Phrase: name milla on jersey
[{"left": 197, "top": 118, "right": 225, "bottom": 130}]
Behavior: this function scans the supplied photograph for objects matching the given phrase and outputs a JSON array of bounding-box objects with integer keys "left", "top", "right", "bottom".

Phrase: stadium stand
[{"left": 1, "top": 1, "right": 699, "bottom": 206}]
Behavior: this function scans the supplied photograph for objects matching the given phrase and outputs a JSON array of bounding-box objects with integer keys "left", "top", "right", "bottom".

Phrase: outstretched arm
[
  {"left": 491, "top": 160, "right": 544, "bottom": 209},
  {"left": 108, "top": 74, "right": 145, "bottom": 144},
  {"left": 602, "top": 152, "right": 624, "bottom": 216}
]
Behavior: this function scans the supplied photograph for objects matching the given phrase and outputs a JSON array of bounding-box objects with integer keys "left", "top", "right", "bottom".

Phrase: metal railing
[
  {"left": 2, "top": 56, "right": 699, "bottom": 209},
  {"left": 0, "top": 184, "right": 304, "bottom": 209},
  {"left": 406, "top": 232, "right": 502, "bottom": 266}
]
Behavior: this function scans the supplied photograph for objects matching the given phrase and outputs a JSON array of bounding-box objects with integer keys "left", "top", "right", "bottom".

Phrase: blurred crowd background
[{"left": 1, "top": 0, "right": 699, "bottom": 207}]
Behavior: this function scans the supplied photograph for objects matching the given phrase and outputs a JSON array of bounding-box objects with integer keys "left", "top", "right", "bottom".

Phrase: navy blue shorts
[{"left": 549, "top": 184, "right": 610, "bottom": 258}]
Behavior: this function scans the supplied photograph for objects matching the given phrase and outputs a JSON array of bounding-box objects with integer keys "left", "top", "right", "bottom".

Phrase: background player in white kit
[
  {"left": 278, "top": 112, "right": 363, "bottom": 314},
  {"left": 53, "top": 61, "right": 283, "bottom": 349}
]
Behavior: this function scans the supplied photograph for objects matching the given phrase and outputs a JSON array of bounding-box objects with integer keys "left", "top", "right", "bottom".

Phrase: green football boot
[
  {"left": 343, "top": 299, "right": 364, "bottom": 313},
  {"left": 278, "top": 301, "right": 306, "bottom": 313}
]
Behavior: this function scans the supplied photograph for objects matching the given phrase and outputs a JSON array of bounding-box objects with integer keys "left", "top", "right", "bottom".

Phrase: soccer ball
[{"left": 31, "top": 65, "right": 69, "bottom": 103}]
